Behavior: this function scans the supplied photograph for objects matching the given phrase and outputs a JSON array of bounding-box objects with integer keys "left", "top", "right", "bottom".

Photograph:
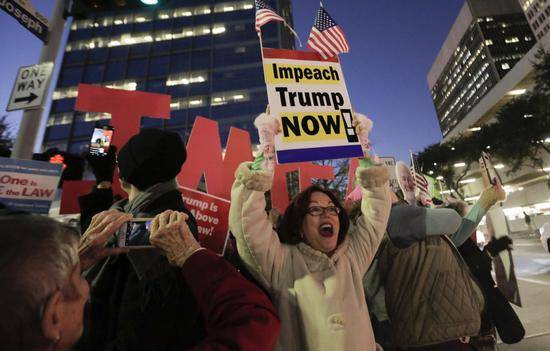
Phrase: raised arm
[
  {"left": 229, "top": 161, "right": 290, "bottom": 289},
  {"left": 149, "top": 212, "right": 281, "bottom": 350},
  {"left": 386, "top": 205, "right": 462, "bottom": 249},
  {"left": 349, "top": 163, "right": 392, "bottom": 272},
  {"left": 449, "top": 184, "right": 506, "bottom": 246}
]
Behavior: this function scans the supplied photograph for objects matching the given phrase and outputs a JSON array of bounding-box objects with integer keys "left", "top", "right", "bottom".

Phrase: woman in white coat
[{"left": 229, "top": 149, "right": 391, "bottom": 350}]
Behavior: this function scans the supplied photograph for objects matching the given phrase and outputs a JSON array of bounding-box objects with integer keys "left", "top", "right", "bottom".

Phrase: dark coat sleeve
[
  {"left": 182, "top": 249, "right": 280, "bottom": 351},
  {"left": 78, "top": 188, "right": 114, "bottom": 232}
]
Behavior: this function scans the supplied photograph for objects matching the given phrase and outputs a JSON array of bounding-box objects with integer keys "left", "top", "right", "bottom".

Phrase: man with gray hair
[
  {"left": 0, "top": 211, "right": 281, "bottom": 351},
  {"left": 0, "top": 215, "right": 90, "bottom": 351}
]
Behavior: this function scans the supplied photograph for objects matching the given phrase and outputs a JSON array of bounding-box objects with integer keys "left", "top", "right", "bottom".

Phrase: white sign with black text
[{"left": 7, "top": 62, "right": 53, "bottom": 112}]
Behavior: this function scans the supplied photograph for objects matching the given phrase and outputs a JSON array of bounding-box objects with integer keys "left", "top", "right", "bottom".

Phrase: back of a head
[
  {"left": 117, "top": 128, "right": 187, "bottom": 190},
  {"left": 0, "top": 215, "right": 79, "bottom": 351}
]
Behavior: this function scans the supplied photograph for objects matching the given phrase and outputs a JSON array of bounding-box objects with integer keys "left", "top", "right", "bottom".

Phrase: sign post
[
  {"left": 0, "top": 0, "right": 50, "bottom": 42},
  {"left": 262, "top": 48, "right": 363, "bottom": 164},
  {"left": 11, "top": 0, "right": 67, "bottom": 160},
  {"left": 7, "top": 62, "right": 54, "bottom": 111}
]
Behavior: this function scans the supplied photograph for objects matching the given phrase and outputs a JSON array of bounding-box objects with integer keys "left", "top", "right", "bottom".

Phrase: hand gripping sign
[{"left": 262, "top": 48, "right": 363, "bottom": 164}]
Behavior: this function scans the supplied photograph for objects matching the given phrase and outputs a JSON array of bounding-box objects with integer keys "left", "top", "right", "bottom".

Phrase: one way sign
[{"left": 7, "top": 62, "right": 53, "bottom": 112}]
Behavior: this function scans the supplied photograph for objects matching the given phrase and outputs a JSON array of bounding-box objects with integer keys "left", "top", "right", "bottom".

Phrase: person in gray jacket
[{"left": 364, "top": 184, "right": 505, "bottom": 350}]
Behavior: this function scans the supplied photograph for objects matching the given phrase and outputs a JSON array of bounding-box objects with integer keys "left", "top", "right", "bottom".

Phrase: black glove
[
  {"left": 485, "top": 236, "right": 513, "bottom": 257},
  {"left": 86, "top": 145, "right": 117, "bottom": 183}
]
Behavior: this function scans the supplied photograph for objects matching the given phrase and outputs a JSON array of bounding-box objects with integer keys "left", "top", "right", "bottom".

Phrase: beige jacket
[{"left": 229, "top": 162, "right": 391, "bottom": 350}]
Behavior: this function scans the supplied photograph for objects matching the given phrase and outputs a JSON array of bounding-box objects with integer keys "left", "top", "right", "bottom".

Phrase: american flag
[
  {"left": 410, "top": 153, "right": 432, "bottom": 205},
  {"left": 255, "top": 0, "right": 285, "bottom": 32},
  {"left": 307, "top": 6, "right": 350, "bottom": 60}
]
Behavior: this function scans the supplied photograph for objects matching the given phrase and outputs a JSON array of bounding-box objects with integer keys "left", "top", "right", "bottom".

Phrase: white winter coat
[{"left": 229, "top": 162, "right": 391, "bottom": 350}]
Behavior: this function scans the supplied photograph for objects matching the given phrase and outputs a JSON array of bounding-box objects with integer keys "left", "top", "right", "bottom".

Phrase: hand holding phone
[
  {"left": 89, "top": 125, "right": 114, "bottom": 157},
  {"left": 117, "top": 218, "right": 155, "bottom": 249},
  {"left": 86, "top": 145, "right": 117, "bottom": 184},
  {"left": 479, "top": 151, "right": 501, "bottom": 187},
  {"left": 149, "top": 210, "right": 203, "bottom": 267},
  {"left": 80, "top": 210, "right": 132, "bottom": 270}
]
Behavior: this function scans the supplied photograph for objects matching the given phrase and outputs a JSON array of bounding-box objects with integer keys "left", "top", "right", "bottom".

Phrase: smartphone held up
[
  {"left": 479, "top": 151, "right": 502, "bottom": 187},
  {"left": 117, "top": 218, "right": 155, "bottom": 249},
  {"left": 89, "top": 125, "right": 114, "bottom": 156}
]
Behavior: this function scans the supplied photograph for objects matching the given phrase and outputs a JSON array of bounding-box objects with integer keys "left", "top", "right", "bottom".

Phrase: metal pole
[{"left": 11, "top": 0, "right": 67, "bottom": 159}]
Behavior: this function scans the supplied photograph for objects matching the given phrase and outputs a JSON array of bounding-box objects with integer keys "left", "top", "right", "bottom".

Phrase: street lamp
[{"left": 140, "top": 0, "right": 158, "bottom": 4}]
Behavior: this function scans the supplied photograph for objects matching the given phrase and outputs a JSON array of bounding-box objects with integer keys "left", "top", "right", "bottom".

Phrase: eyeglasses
[{"left": 306, "top": 206, "right": 340, "bottom": 216}]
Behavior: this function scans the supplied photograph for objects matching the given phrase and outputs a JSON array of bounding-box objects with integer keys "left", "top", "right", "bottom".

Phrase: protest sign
[
  {"left": 180, "top": 186, "right": 231, "bottom": 255},
  {"left": 262, "top": 48, "right": 363, "bottom": 164},
  {"left": 379, "top": 157, "right": 400, "bottom": 192},
  {"left": 0, "top": 158, "right": 62, "bottom": 213}
]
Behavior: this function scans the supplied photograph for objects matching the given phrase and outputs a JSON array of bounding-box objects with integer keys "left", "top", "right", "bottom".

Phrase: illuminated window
[
  {"left": 166, "top": 71, "right": 208, "bottom": 86},
  {"left": 505, "top": 37, "right": 520, "bottom": 43},
  {"left": 501, "top": 62, "right": 510, "bottom": 70},
  {"left": 70, "top": 1, "right": 251, "bottom": 31},
  {"left": 484, "top": 39, "right": 493, "bottom": 45}
]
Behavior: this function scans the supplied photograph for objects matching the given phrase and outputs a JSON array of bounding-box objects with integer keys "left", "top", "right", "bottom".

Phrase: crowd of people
[{"left": 0, "top": 115, "right": 525, "bottom": 351}]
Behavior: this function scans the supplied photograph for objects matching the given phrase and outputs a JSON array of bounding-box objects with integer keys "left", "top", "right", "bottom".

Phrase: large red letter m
[{"left": 178, "top": 117, "right": 253, "bottom": 200}]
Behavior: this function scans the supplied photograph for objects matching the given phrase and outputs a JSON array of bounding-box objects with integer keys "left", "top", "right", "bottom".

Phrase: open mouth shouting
[{"left": 319, "top": 223, "right": 334, "bottom": 238}]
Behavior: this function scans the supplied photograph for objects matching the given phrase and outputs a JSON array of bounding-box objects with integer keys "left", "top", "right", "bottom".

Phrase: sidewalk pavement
[{"left": 496, "top": 236, "right": 550, "bottom": 350}]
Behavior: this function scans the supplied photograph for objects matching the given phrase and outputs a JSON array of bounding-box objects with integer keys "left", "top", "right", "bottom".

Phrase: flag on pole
[
  {"left": 255, "top": 0, "right": 302, "bottom": 45},
  {"left": 255, "top": 0, "right": 285, "bottom": 32},
  {"left": 307, "top": 5, "right": 350, "bottom": 59}
]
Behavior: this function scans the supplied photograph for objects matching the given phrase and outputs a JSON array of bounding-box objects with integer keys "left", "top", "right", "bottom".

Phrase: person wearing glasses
[
  {"left": 0, "top": 211, "right": 281, "bottom": 351},
  {"left": 229, "top": 153, "right": 391, "bottom": 350}
]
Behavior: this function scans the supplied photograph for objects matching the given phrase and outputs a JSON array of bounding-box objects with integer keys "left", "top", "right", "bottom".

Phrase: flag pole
[
  {"left": 410, "top": 149, "right": 418, "bottom": 189},
  {"left": 258, "top": 30, "right": 265, "bottom": 61}
]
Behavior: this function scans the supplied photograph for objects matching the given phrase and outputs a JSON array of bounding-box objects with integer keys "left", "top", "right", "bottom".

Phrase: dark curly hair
[{"left": 277, "top": 185, "right": 350, "bottom": 245}]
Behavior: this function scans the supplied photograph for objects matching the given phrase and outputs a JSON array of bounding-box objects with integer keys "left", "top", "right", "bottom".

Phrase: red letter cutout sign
[
  {"left": 60, "top": 84, "right": 171, "bottom": 214},
  {"left": 178, "top": 117, "right": 253, "bottom": 200}
]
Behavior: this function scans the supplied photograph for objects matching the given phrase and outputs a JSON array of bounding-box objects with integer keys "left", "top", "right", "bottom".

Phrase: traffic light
[
  {"left": 33, "top": 149, "right": 85, "bottom": 188},
  {"left": 72, "top": 0, "right": 168, "bottom": 12}
]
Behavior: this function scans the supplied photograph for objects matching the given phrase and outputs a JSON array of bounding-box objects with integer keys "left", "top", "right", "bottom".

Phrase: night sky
[{"left": 0, "top": 0, "right": 464, "bottom": 162}]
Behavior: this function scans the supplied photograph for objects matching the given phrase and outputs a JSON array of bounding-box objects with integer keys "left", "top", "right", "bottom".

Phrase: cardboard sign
[
  {"left": 180, "top": 186, "right": 230, "bottom": 255},
  {"left": 379, "top": 157, "right": 400, "bottom": 192},
  {"left": 0, "top": 157, "right": 62, "bottom": 213},
  {"left": 262, "top": 48, "right": 362, "bottom": 164}
]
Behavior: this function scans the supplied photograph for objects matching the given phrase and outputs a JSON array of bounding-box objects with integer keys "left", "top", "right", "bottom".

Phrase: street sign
[
  {"left": 6, "top": 62, "right": 54, "bottom": 112},
  {"left": 0, "top": 0, "right": 49, "bottom": 42}
]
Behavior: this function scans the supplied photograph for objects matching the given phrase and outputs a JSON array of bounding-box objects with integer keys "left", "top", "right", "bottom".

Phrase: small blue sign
[{"left": 0, "top": 158, "right": 62, "bottom": 214}]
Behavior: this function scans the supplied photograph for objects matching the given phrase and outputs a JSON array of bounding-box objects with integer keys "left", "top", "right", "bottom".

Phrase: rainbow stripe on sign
[
  {"left": 263, "top": 48, "right": 363, "bottom": 164},
  {"left": 276, "top": 145, "right": 362, "bottom": 163}
]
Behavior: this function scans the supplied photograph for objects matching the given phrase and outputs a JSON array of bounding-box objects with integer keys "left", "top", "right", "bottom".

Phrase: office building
[
  {"left": 43, "top": 0, "right": 294, "bottom": 153},
  {"left": 427, "top": 0, "right": 550, "bottom": 236},
  {"left": 428, "top": 0, "right": 535, "bottom": 137},
  {"left": 519, "top": 0, "right": 550, "bottom": 40}
]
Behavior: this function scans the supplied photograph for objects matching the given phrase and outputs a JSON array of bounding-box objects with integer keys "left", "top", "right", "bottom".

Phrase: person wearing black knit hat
[
  {"left": 76, "top": 128, "right": 207, "bottom": 351},
  {"left": 117, "top": 128, "right": 187, "bottom": 191}
]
